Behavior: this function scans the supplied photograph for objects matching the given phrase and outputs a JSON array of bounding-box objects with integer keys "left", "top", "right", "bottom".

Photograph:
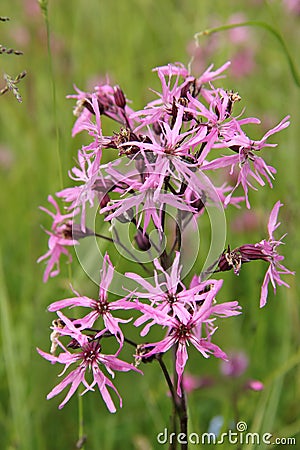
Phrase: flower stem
[
  {"left": 178, "top": 380, "right": 188, "bottom": 450},
  {"left": 156, "top": 355, "right": 179, "bottom": 414},
  {"left": 94, "top": 232, "right": 114, "bottom": 243},
  {"left": 77, "top": 391, "right": 86, "bottom": 450}
]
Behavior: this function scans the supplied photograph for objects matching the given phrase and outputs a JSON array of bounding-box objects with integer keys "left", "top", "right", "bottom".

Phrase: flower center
[
  {"left": 95, "top": 300, "right": 110, "bottom": 315},
  {"left": 82, "top": 341, "right": 101, "bottom": 364}
]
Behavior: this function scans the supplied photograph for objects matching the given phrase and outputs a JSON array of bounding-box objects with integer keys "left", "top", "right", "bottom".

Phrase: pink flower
[
  {"left": 186, "top": 89, "right": 260, "bottom": 164},
  {"left": 37, "top": 196, "right": 80, "bottom": 282},
  {"left": 127, "top": 253, "right": 231, "bottom": 337},
  {"left": 182, "top": 373, "right": 214, "bottom": 393},
  {"left": 131, "top": 63, "right": 194, "bottom": 128},
  {"left": 283, "top": 0, "right": 300, "bottom": 15},
  {"left": 245, "top": 380, "right": 264, "bottom": 391},
  {"left": 68, "top": 83, "right": 134, "bottom": 136},
  {"left": 132, "top": 280, "right": 241, "bottom": 396},
  {"left": 56, "top": 148, "right": 101, "bottom": 232},
  {"left": 37, "top": 313, "right": 141, "bottom": 412},
  {"left": 48, "top": 253, "right": 135, "bottom": 345},
  {"left": 101, "top": 160, "right": 196, "bottom": 233},
  {"left": 130, "top": 61, "right": 230, "bottom": 129},
  {"left": 255, "top": 201, "right": 295, "bottom": 307},
  {"left": 201, "top": 116, "right": 290, "bottom": 208},
  {"left": 218, "top": 201, "right": 295, "bottom": 307},
  {"left": 230, "top": 48, "right": 256, "bottom": 79},
  {"left": 220, "top": 352, "right": 248, "bottom": 377}
]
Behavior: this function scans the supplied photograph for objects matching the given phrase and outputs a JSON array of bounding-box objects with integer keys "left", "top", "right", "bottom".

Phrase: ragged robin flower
[
  {"left": 218, "top": 201, "right": 294, "bottom": 306},
  {"left": 37, "top": 312, "right": 141, "bottom": 412}
]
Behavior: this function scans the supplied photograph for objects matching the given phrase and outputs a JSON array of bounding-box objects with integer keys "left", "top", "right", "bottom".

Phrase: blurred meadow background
[{"left": 0, "top": 0, "right": 299, "bottom": 449}]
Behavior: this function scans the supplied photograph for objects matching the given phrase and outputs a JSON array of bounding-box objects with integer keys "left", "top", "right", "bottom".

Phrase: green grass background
[{"left": 0, "top": 0, "right": 299, "bottom": 449}]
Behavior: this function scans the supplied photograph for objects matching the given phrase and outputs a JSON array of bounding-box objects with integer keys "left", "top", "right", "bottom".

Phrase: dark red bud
[
  {"left": 134, "top": 230, "right": 151, "bottom": 251},
  {"left": 98, "top": 192, "right": 110, "bottom": 209},
  {"left": 113, "top": 85, "right": 126, "bottom": 109},
  {"left": 218, "top": 253, "right": 233, "bottom": 272}
]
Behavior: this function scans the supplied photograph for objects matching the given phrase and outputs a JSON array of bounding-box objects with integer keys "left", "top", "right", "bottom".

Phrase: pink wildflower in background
[
  {"left": 283, "top": 0, "right": 300, "bottom": 15},
  {"left": 220, "top": 351, "right": 248, "bottom": 377}
]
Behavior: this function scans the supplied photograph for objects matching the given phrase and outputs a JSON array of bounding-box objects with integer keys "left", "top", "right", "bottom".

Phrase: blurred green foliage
[{"left": 0, "top": 0, "right": 299, "bottom": 449}]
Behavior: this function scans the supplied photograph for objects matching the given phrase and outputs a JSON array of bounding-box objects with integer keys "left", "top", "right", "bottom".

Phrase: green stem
[
  {"left": 195, "top": 21, "right": 300, "bottom": 88},
  {"left": 77, "top": 392, "right": 86, "bottom": 450},
  {"left": 93, "top": 232, "right": 114, "bottom": 243},
  {"left": 178, "top": 380, "right": 188, "bottom": 450}
]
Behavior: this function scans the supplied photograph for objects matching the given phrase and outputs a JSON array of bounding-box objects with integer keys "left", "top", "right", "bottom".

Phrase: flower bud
[
  {"left": 113, "top": 85, "right": 126, "bottom": 109},
  {"left": 134, "top": 230, "right": 151, "bottom": 251},
  {"left": 98, "top": 192, "right": 110, "bottom": 209}
]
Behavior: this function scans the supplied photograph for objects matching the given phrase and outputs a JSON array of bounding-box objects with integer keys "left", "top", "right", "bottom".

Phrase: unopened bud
[
  {"left": 134, "top": 230, "right": 151, "bottom": 251},
  {"left": 113, "top": 85, "right": 126, "bottom": 109},
  {"left": 98, "top": 192, "right": 110, "bottom": 209}
]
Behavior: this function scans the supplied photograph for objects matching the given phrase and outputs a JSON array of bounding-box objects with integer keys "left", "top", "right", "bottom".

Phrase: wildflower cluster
[{"left": 38, "top": 61, "right": 293, "bottom": 425}]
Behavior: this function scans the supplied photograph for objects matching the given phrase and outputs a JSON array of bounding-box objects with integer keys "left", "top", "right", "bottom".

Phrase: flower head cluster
[
  {"left": 128, "top": 254, "right": 242, "bottom": 396},
  {"left": 38, "top": 60, "right": 293, "bottom": 413}
]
